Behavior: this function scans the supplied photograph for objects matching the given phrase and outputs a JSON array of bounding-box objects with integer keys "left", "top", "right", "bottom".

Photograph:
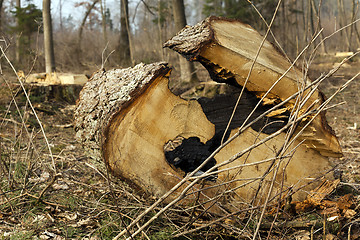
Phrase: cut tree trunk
[{"left": 74, "top": 17, "right": 342, "bottom": 209}]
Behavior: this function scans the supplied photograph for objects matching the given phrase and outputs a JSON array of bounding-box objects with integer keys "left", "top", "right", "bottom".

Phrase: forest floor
[{"left": 0, "top": 55, "right": 359, "bottom": 239}]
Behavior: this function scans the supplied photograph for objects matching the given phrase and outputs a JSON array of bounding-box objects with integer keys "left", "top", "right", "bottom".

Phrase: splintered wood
[
  {"left": 293, "top": 180, "right": 356, "bottom": 221},
  {"left": 307, "top": 179, "right": 341, "bottom": 205},
  {"left": 75, "top": 17, "right": 343, "bottom": 209}
]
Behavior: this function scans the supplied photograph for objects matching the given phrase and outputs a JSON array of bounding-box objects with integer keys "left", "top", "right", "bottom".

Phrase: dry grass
[{"left": 0, "top": 47, "right": 359, "bottom": 240}]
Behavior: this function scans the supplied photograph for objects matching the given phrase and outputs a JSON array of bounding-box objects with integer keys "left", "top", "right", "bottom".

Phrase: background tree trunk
[
  {"left": 337, "top": 0, "right": 351, "bottom": 51},
  {"left": 100, "top": 0, "right": 107, "bottom": 44},
  {"left": 59, "top": 0, "right": 63, "bottom": 31},
  {"left": 172, "top": 0, "right": 198, "bottom": 84},
  {"left": 157, "top": 0, "right": 164, "bottom": 60},
  {"left": 351, "top": 0, "right": 360, "bottom": 47},
  {"left": 118, "top": 0, "right": 131, "bottom": 66},
  {"left": 15, "top": 0, "right": 21, "bottom": 63},
  {"left": 311, "top": 0, "right": 327, "bottom": 53},
  {"left": 281, "top": 0, "right": 287, "bottom": 51},
  {"left": 77, "top": 0, "right": 99, "bottom": 64},
  {"left": 43, "top": 0, "right": 56, "bottom": 73},
  {"left": 0, "top": 0, "right": 4, "bottom": 32}
]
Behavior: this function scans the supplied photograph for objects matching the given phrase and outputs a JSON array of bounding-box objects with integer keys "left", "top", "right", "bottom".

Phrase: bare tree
[
  {"left": 0, "top": 0, "right": 4, "bottom": 32},
  {"left": 337, "top": 0, "right": 351, "bottom": 51},
  {"left": 76, "top": 0, "right": 99, "bottom": 64},
  {"left": 281, "top": 0, "right": 287, "bottom": 51},
  {"left": 15, "top": 0, "right": 20, "bottom": 63},
  {"left": 351, "top": 0, "right": 360, "bottom": 47},
  {"left": 59, "top": 0, "right": 63, "bottom": 31},
  {"left": 172, "top": 0, "right": 198, "bottom": 83},
  {"left": 43, "top": 0, "right": 56, "bottom": 73},
  {"left": 100, "top": 0, "right": 107, "bottom": 44},
  {"left": 118, "top": 0, "right": 131, "bottom": 66},
  {"left": 311, "top": 0, "right": 327, "bottom": 53}
]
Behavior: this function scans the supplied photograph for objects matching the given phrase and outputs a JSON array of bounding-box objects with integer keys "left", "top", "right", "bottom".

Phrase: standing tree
[
  {"left": 0, "top": 0, "right": 4, "bottom": 32},
  {"left": 76, "top": 0, "right": 99, "bottom": 64},
  {"left": 11, "top": 2, "right": 42, "bottom": 65},
  {"left": 100, "top": 0, "right": 107, "bottom": 43},
  {"left": 15, "top": 0, "right": 21, "bottom": 63},
  {"left": 43, "top": 0, "right": 55, "bottom": 73},
  {"left": 118, "top": 0, "right": 131, "bottom": 66},
  {"left": 351, "top": 0, "right": 360, "bottom": 46},
  {"left": 59, "top": 0, "right": 63, "bottom": 31},
  {"left": 172, "top": 0, "right": 198, "bottom": 83}
]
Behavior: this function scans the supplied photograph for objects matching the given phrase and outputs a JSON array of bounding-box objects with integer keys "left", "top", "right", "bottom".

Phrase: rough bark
[
  {"left": 164, "top": 16, "right": 342, "bottom": 158},
  {"left": 172, "top": 0, "right": 198, "bottom": 83},
  {"left": 43, "top": 0, "right": 56, "bottom": 73}
]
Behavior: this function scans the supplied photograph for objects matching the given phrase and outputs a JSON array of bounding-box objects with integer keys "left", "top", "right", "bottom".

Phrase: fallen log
[{"left": 74, "top": 17, "right": 342, "bottom": 209}]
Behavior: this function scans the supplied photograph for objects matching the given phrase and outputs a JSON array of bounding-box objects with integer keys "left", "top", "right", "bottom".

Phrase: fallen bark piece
[{"left": 164, "top": 16, "right": 342, "bottom": 158}]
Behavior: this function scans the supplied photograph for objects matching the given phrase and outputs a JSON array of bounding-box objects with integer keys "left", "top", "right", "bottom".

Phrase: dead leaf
[
  {"left": 337, "top": 194, "right": 355, "bottom": 210},
  {"left": 52, "top": 182, "right": 69, "bottom": 190},
  {"left": 327, "top": 215, "right": 339, "bottom": 222},
  {"left": 293, "top": 230, "right": 310, "bottom": 240},
  {"left": 57, "top": 211, "right": 77, "bottom": 221},
  {"left": 71, "top": 217, "right": 97, "bottom": 228},
  {"left": 343, "top": 209, "right": 356, "bottom": 219},
  {"left": 40, "top": 231, "right": 56, "bottom": 240},
  {"left": 325, "top": 233, "right": 338, "bottom": 240}
]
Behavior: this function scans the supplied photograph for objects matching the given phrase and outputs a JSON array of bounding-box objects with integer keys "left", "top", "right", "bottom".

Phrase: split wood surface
[{"left": 74, "top": 17, "right": 343, "bottom": 208}]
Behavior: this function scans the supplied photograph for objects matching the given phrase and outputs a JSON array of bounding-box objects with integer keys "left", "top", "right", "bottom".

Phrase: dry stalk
[
  {"left": 0, "top": 47, "right": 57, "bottom": 177},
  {"left": 221, "top": 0, "right": 283, "bottom": 145}
]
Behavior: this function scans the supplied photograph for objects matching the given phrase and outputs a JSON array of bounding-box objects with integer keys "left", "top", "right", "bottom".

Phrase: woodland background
[{"left": 1, "top": 0, "right": 360, "bottom": 76}]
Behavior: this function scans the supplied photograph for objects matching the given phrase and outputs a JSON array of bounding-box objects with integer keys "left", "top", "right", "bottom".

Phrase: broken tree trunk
[
  {"left": 75, "top": 64, "right": 340, "bottom": 209},
  {"left": 164, "top": 16, "right": 342, "bottom": 158},
  {"left": 74, "top": 17, "right": 342, "bottom": 210}
]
